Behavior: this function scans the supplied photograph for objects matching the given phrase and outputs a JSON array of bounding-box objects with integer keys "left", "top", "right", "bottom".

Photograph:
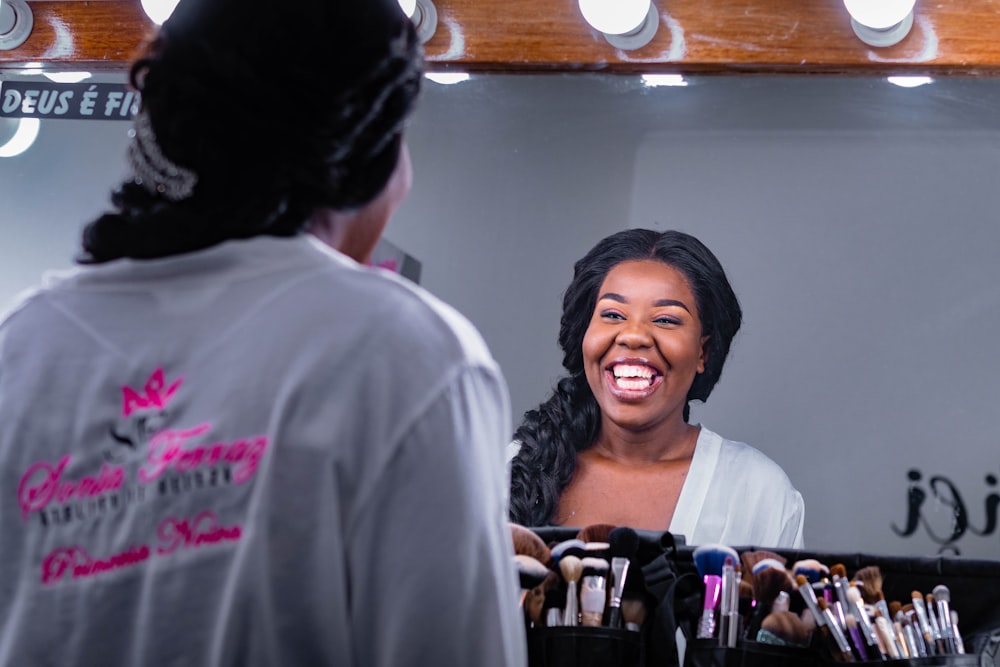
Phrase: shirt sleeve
[{"left": 345, "top": 363, "right": 527, "bottom": 667}]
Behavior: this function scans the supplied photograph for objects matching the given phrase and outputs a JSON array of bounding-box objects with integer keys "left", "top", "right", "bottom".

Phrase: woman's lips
[{"left": 604, "top": 362, "right": 663, "bottom": 400}]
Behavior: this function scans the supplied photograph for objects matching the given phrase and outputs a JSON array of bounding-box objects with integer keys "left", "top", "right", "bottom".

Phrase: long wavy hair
[
  {"left": 79, "top": 0, "right": 422, "bottom": 263},
  {"left": 508, "top": 228, "right": 743, "bottom": 526}
]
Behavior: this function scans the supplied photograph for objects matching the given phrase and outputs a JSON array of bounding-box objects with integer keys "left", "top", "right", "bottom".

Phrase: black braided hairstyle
[
  {"left": 508, "top": 229, "right": 743, "bottom": 526},
  {"left": 80, "top": 0, "right": 423, "bottom": 263}
]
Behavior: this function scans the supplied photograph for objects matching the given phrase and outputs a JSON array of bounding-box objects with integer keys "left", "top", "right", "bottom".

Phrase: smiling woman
[{"left": 507, "top": 228, "right": 804, "bottom": 548}]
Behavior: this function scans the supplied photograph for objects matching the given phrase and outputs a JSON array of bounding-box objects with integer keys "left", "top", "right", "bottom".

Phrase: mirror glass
[{"left": 4, "top": 69, "right": 999, "bottom": 558}]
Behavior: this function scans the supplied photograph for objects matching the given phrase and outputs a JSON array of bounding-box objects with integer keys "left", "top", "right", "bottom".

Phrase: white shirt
[
  {"left": 0, "top": 235, "right": 526, "bottom": 667},
  {"left": 507, "top": 426, "right": 804, "bottom": 549}
]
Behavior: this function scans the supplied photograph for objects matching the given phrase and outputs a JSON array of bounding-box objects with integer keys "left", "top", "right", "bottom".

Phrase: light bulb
[
  {"left": 397, "top": 0, "right": 417, "bottom": 19},
  {"left": 843, "top": 0, "right": 915, "bottom": 47},
  {"left": 578, "top": 0, "right": 651, "bottom": 36},
  {"left": 140, "top": 0, "right": 181, "bottom": 26},
  {"left": 0, "top": 0, "right": 32, "bottom": 51},
  {"left": 843, "top": 0, "right": 915, "bottom": 29},
  {"left": 0, "top": 118, "right": 40, "bottom": 158}
]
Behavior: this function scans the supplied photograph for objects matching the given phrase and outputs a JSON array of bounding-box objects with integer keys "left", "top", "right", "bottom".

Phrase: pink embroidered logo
[{"left": 122, "top": 368, "right": 183, "bottom": 417}]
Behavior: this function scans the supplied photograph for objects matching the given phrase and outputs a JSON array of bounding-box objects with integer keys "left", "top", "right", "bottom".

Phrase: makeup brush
[
  {"left": 845, "top": 584, "right": 881, "bottom": 657},
  {"left": 850, "top": 565, "right": 883, "bottom": 605},
  {"left": 693, "top": 543, "right": 740, "bottom": 579},
  {"left": 692, "top": 544, "right": 739, "bottom": 643},
  {"left": 560, "top": 555, "right": 584, "bottom": 626},
  {"left": 607, "top": 526, "right": 640, "bottom": 561},
  {"left": 844, "top": 615, "right": 869, "bottom": 660},
  {"left": 817, "top": 598, "right": 855, "bottom": 662},
  {"left": 932, "top": 585, "right": 956, "bottom": 653},
  {"left": 515, "top": 555, "right": 551, "bottom": 593},
  {"left": 544, "top": 586, "right": 567, "bottom": 627},
  {"left": 696, "top": 572, "right": 722, "bottom": 639},
  {"left": 910, "top": 589, "right": 936, "bottom": 655},
  {"left": 926, "top": 592, "right": 946, "bottom": 653},
  {"left": 621, "top": 593, "right": 648, "bottom": 632},
  {"left": 576, "top": 523, "right": 616, "bottom": 544},
  {"left": 525, "top": 570, "right": 560, "bottom": 626},
  {"left": 795, "top": 574, "right": 826, "bottom": 629},
  {"left": 757, "top": 610, "right": 811, "bottom": 647},
  {"left": 741, "top": 549, "right": 787, "bottom": 583},
  {"left": 510, "top": 523, "right": 553, "bottom": 567},
  {"left": 579, "top": 557, "right": 610, "bottom": 627},
  {"left": 550, "top": 539, "right": 586, "bottom": 566},
  {"left": 950, "top": 610, "right": 966, "bottom": 654},
  {"left": 791, "top": 558, "right": 829, "bottom": 585},
  {"left": 746, "top": 562, "right": 794, "bottom": 640},
  {"left": 605, "top": 556, "right": 631, "bottom": 629}
]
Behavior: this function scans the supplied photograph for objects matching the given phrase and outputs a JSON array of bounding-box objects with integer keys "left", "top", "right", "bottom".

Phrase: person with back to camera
[
  {"left": 508, "top": 228, "right": 804, "bottom": 548},
  {"left": 0, "top": 1, "right": 526, "bottom": 665}
]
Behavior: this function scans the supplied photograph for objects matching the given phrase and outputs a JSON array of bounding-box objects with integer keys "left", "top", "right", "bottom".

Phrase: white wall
[{"left": 3, "top": 71, "right": 1000, "bottom": 558}]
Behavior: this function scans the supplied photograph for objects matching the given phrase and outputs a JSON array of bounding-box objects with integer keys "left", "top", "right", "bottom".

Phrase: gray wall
[{"left": 3, "top": 71, "right": 1000, "bottom": 558}]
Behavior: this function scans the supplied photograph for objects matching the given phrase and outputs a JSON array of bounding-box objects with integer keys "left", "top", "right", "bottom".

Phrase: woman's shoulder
[{"left": 700, "top": 426, "right": 796, "bottom": 487}]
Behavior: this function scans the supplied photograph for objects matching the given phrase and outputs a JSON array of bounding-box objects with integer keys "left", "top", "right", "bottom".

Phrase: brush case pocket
[
  {"left": 527, "top": 626, "right": 642, "bottom": 667},
  {"left": 683, "top": 638, "right": 818, "bottom": 667}
]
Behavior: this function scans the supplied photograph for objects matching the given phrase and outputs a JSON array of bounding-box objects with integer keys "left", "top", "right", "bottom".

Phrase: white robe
[{"left": 508, "top": 425, "right": 805, "bottom": 548}]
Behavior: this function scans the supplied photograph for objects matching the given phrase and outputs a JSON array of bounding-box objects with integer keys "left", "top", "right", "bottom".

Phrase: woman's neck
[{"left": 591, "top": 420, "right": 701, "bottom": 466}]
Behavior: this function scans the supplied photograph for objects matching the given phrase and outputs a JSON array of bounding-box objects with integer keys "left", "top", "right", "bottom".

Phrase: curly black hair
[
  {"left": 80, "top": 0, "right": 423, "bottom": 263},
  {"left": 508, "top": 228, "right": 743, "bottom": 526}
]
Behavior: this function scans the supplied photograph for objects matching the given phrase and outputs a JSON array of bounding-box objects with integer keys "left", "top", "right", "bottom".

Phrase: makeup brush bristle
[
  {"left": 759, "top": 610, "right": 811, "bottom": 647},
  {"left": 791, "top": 558, "right": 829, "bottom": 584},
  {"left": 576, "top": 523, "right": 616, "bottom": 544},
  {"left": 741, "top": 549, "right": 787, "bottom": 576},
  {"left": 851, "top": 565, "right": 883, "bottom": 604},
  {"left": 510, "top": 523, "right": 553, "bottom": 566},
  {"left": 692, "top": 543, "right": 740, "bottom": 578}
]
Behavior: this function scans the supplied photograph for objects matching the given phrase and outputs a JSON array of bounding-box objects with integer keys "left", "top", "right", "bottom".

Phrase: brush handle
[{"left": 563, "top": 585, "right": 579, "bottom": 626}]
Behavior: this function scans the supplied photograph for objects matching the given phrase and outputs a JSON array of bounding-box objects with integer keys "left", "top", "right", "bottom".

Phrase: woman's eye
[
  {"left": 654, "top": 316, "right": 680, "bottom": 325},
  {"left": 600, "top": 311, "right": 625, "bottom": 321}
]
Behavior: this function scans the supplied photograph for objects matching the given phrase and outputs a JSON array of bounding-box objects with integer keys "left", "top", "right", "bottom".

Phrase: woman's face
[{"left": 582, "top": 259, "right": 708, "bottom": 434}]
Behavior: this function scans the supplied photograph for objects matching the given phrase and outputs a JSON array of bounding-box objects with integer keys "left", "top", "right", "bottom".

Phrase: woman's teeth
[{"left": 612, "top": 364, "right": 654, "bottom": 388}]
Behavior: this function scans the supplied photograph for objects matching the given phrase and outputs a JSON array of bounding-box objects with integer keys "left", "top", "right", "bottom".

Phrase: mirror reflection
[{"left": 3, "top": 70, "right": 999, "bottom": 558}]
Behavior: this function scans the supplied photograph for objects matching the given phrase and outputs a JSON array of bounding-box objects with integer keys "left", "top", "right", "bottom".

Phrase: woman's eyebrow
[{"left": 598, "top": 293, "right": 691, "bottom": 313}]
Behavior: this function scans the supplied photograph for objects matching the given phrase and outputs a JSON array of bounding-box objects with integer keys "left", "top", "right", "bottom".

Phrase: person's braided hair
[
  {"left": 508, "top": 229, "right": 743, "bottom": 526},
  {"left": 80, "top": 0, "right": 422, "bottom": 263}
]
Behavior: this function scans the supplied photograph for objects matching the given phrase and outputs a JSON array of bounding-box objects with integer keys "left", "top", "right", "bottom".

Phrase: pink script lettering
[
  {"left": 138, "top": 423, "right": 268, "bottom": 484},
  {"left": 17, "top": 456, "right": 126, "bottom": 521},
  {"left": 156, "top": 511, "right": 242, "bottom": 555},
  {"left": 40, "top": 544, "right": 150, "bottom": 585}
]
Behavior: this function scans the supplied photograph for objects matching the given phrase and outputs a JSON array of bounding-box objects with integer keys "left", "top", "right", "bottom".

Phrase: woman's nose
[{"left": 616, "top": 321, "right": 653, "bottom": 348}]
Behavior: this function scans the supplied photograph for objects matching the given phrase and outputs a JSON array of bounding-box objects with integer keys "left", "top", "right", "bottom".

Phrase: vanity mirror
[{"left": 3, "top": 66, "right": 1000, "bottom": 558}]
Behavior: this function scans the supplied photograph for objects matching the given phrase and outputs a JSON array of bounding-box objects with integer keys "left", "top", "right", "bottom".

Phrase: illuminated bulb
[
  {"left": 887, "top": 75, "right": 932, "bottom": 88},
  {"left": 578, "top": 0, "right": 658, "bottom": 50},
  {"left": 43, "top": 71, "right": 92, "bottom": 84},
  {"left": 140, "top": 0, "right": 181, "bottom": 26},
  {"left": 843, "top": 0, "right": 916, "bottom": 47},
  {"left": 0, "top": 118, "right": 40, "bottom": 158},
  {"left": 397, "top": 0, "right": 417, "bottom": 18},
  {"left": 402, "top": 0, "right": 437, "bottom": 44},
  {"left": 641, "top": 74, "right": 687, "bottom": 87},
  {"left": 578, "top": 0, "right": 650, "bottom": 35},
  {"left": 425, "top": 72, "right": 470, "bottom": 85}
]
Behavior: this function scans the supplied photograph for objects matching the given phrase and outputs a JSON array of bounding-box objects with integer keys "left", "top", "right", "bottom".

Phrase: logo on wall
[{"left": 892, "top": 467, "right": 1000, "bottom": 555}]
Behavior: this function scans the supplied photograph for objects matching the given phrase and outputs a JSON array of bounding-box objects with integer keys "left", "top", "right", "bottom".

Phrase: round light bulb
[
  {"left": 397, "top": 0, "right": 417, "bottom": 18},
  {"left": 0, "top": 118, "right": 40, "bottom": 158},
  {"left": 140, "top": 0, "right": 180, "bottom": 26},
  {"left": 842, "top": 0, "right": 915, "bottom": 29},
  {"left": 578, "top": 0, "right": 651, "bottom": 36}
]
